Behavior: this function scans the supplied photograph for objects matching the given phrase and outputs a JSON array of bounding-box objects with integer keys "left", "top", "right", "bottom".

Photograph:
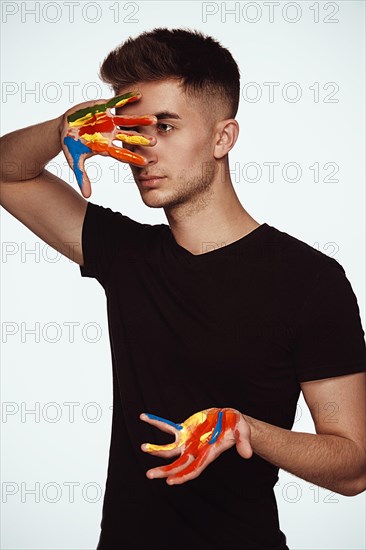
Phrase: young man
[{"left": 1, "top": 28, "right": 365, "bottom": 550}]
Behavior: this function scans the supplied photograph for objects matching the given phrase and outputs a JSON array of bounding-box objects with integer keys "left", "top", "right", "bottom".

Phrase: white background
[{"left": 1, "top": 1, "right": 365, "bottom": 549}]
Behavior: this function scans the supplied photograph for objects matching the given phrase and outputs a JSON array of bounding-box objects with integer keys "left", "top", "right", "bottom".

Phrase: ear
[{"left": 213, "top": 119, "right": 239, "bottom": 159}]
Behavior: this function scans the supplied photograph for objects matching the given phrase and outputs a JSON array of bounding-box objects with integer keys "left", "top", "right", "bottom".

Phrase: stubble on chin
[{"left": 156, "top": 173, "right": 216, "bottom": 218}]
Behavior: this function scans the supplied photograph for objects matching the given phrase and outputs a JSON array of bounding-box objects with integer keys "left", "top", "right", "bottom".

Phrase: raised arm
[
  {"left": 0, "top": 93, "right": 156, "bottom": 266},
  {"left": 0, "top": 114, "right": 87, "bottom": 265}
]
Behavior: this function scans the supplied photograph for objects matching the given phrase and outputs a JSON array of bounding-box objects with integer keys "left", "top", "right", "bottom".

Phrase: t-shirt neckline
[{"left": 167, "top": 222, "right": 270, "bottom": 263}]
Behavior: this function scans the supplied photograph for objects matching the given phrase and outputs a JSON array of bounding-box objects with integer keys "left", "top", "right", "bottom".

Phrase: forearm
[
  {"left": 243, "top": 414, "right": 366, "bottom": 496},
  {"left": 0, "top": 115, "right": 63, "bottom": 182}
]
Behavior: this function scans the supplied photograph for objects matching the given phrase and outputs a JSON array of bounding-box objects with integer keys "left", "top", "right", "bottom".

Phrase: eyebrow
[{"left": 154, "top": 111, "right": 181, "bottom": 120}]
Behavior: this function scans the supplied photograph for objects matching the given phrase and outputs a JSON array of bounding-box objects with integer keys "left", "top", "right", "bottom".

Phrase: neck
[{"left": 164, "top": 173, "right": 261, "bottom": 256}]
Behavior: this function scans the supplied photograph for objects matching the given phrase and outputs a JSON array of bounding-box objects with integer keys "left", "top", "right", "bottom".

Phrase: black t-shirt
[{"left": 79, "top": 201, "right": 366, "bottom": 550}]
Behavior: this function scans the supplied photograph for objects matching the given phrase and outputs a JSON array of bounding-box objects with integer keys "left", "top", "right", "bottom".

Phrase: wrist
[
  {"left": 56, "top": 113, "right": 65, "bottom": 138},
  {"left": 242, "top": 413, "right": 255, "bottom": 443}
]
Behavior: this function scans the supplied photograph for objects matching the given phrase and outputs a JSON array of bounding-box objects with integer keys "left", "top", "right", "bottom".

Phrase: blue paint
[
  {"left": 209, "top": 411, "right": 223, "bottom": 444},
  {"left": 145, "top": 413, "right": 183, "bottom": 431},
  {"left": 64, "top": 136, "right": 92, "bottom": 189}
]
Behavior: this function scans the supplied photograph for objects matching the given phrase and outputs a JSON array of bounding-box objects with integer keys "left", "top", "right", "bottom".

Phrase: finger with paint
[
  {"left": 62, "top": 91, "right": 157, "bottom": 197},
  {"left": 140, "top": 408, "right": 252, "bottom": 485}
]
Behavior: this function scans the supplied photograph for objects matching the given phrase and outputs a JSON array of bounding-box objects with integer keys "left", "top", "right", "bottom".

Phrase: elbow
[
  {"left": 341, "top": 443, "right": 366, "bottom": 497},
  {"left": 341, "top": 475, "right": 366, "bottom": 497}
]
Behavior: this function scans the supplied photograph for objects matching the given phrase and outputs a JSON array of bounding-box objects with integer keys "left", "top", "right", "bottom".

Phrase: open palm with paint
[
  {"left": 60, "top": 91, "right": 157, "bottom": 198},
  {"left": 140, "top": 408, "right": 253, "bottom": 485}
]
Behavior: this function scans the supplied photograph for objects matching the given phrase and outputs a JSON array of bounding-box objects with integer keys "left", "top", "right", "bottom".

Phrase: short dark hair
[{"left": 99, "top": 28, "right": 240, "bottom": 118}]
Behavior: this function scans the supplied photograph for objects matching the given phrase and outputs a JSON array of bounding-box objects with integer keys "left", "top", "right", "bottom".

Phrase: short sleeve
[
  {"left": 79, "top": 201, "right": 144, "bottom": 287},
  {"left": 293, "top": 260, "right": 366, "bottom": 382}
]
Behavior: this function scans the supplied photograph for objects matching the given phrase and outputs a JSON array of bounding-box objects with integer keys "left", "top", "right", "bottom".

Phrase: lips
[
  {"left": 138, "top": 175, "right": 166, "bottom": 187},
  {"left": 139, "top": 175, "right": 165, "bottom": 181}
]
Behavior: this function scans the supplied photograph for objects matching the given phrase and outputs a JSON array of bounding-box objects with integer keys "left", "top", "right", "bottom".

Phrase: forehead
[{"left": 115, "top": 79, "right": 200, "bottom": 119}]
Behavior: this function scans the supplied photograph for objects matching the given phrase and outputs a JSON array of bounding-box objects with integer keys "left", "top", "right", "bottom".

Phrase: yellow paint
[
  {"left": 116, "top": 133, "right": 150, "bottom": 146},
  {"left": 145, "top": 442, "right": 176, "bottom": 452},
  {"left": 81, "top": 132, "right": 109, "bottom": 144},
  {"left": 199, "top": 429, "right": 214, "bottom": 443},
  {"left": 185, "top": 411, "right": 208, "bottom": 429},
  {"left": 68, "top": 113, "right": 94, "bottom": 128},
  {"left": 144, "top": 411, "right": 211, "bottom": 453},
  {"left": 115, "top": 96, "right": 137, "bottom": 108}
]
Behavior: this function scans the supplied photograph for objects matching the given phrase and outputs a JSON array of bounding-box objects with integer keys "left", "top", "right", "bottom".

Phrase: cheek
[{"left": 174, "top": 132, "right": 213, "bottom": 165}]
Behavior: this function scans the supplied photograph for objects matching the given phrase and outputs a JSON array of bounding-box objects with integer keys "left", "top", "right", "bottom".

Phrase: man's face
[{"left": 115, "top": 80, "right": 219, "bottom": 212}]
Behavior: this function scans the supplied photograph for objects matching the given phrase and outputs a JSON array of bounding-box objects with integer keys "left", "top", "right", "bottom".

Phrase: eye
[{"left": 157, "top": 123, "right": 174, "bottom": 134}]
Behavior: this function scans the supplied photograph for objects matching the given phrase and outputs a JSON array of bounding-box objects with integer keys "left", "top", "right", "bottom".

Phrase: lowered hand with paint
[
  {"left": 140, "top": 407, "right": 253, "bottom": 485},
  {"left": 61, "top": 91, "right": 157, "bottom": 197}
]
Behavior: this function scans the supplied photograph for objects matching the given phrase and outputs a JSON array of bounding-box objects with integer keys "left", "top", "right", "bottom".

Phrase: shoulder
[
  {"left": 262, "top": 224, "right": 350, "bottom": 312},
  {"left": 266, "top": 223, "right": 345, "bottom": 277},
  {"left": 86, "top": 201, "right": 168, "bottom": 235},
  {"left": 82, "top": 201, "right": 170, "bottom": 261}
]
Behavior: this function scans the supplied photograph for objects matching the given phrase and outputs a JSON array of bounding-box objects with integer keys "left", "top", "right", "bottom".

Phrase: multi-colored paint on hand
[
  {"left": 63, "top": 91, "right": 155, "bottom": 189},
  {"left": 141, "top": 408, "right": 241, "bottom": 482}
]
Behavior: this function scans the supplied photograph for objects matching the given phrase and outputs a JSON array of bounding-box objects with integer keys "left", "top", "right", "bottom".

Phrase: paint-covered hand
[
  {"left": 60, "top": 91, "right": 157, "bottom": 198},
  {"left": 140, "top": 408, "right": 253, "bottom": 485}
]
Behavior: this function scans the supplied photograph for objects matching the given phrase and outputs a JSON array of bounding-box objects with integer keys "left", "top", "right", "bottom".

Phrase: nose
[{"left": 130, "top": 137, "right": 158, "bottom": 166}]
